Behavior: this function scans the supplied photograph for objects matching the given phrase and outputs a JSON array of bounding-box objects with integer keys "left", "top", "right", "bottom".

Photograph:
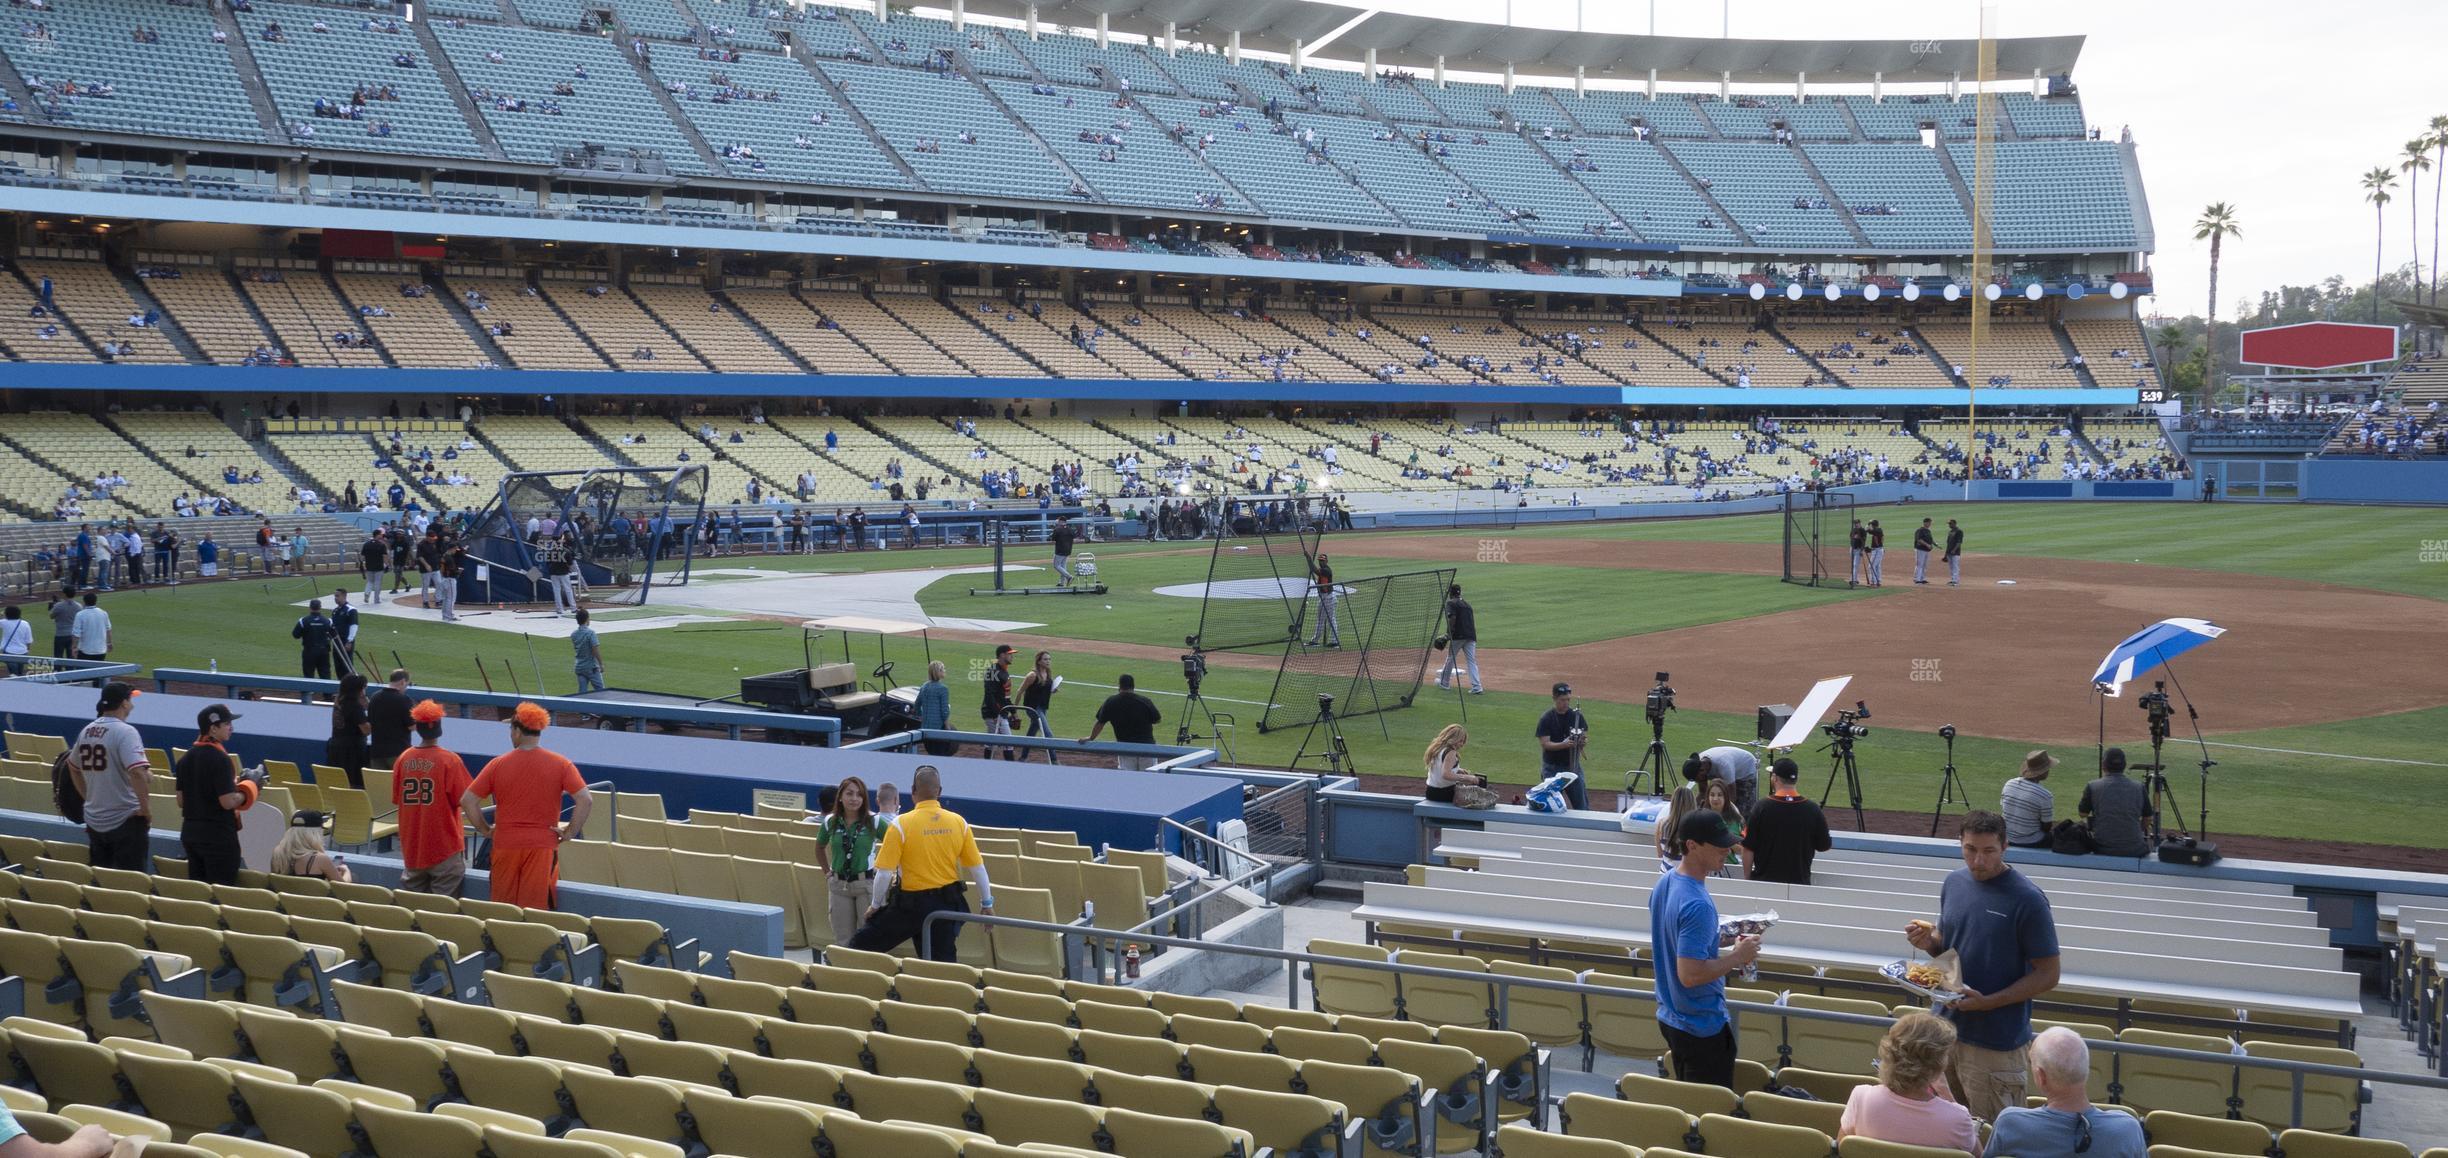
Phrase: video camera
[
  {"left": 1644, "top": 671, "right": 1676, "bottom": 725},
  {"left": 2139, "top": 680, "right": 2173, "bottom": 737},
  {"left": 1824, "top": 700, "right": 1872, "bottom": 742},
  {"left": 1181, "top": 650, "right": 1207, "bottom": 693}
]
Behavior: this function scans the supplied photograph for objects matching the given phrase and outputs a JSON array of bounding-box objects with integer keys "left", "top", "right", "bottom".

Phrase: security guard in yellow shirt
[{"left": 846, "top": 765, "right": 994, "bottom": 961}]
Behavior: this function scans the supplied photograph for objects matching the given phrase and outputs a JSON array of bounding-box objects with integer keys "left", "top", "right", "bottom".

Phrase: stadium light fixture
[
  {"left": 1942, "top": 283, "right": 1961, "bottom": 302},
  {"left": 2109, "top": 282, "right": 2129, "bottom": 300},
  {"left": 1822, "top": 283, "right": 1841, "bottom": 302},
  {"left": 2024, "top": 283, "right": 2044, "bottom": 302},
  {"left": 1983, "top": 283, "right": 2003, "bottom": 302},
  {"left": 1863, "top": 283, "right": 1881, "bottom": 302},
  {"left": 1900, "top": 282, "right": 1918, "bottom": 302},
  {"left": 1748, "top": 282, "right": 1766, "bottom": 301},
  {"left": 1785, "top": 283, "right": 1805, "bottom": 301}
]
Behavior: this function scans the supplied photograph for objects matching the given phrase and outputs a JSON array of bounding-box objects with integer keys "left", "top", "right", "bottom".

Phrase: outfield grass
[
  {"left": 1514, "top": 501, "right": 2448, "bottom": 598},
  {"left": 17, "top": 501, "right": 2445, "bottom": 848}
]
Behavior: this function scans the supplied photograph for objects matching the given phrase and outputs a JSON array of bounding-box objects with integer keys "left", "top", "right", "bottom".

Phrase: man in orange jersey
[
  {"left": 395, "top": 699, "right": 474, "bottom": 898},
  {"left": 461, "top": 702, "right": 592, "bottom": 909}
]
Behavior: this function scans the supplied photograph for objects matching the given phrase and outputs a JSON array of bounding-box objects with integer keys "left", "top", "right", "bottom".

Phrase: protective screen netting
[{"left": 464, "top": 466, "right": 708, "bottom": 605}]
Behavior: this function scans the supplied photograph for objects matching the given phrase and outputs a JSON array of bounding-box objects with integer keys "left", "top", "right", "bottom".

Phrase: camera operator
[
  {"left": 2001, "top": 750, "right": 2057, "bottom": 849},
  {"left": 1742, "top": 757, "right": 1831, "bottom": 884},
  {"left": 2078, "top": 747, "right": 2155, "bottom": 858},
  {"left": 1684, "top": 744, "right": 1760, "bottom": 815},
  {"left": 1535, "top": 682, "right": 1589, "bottom": 810}
]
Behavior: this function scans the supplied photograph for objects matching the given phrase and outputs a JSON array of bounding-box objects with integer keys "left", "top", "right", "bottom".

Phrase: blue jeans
[{"left": 575, "top": 667, "right": 605, "bottom": 694}]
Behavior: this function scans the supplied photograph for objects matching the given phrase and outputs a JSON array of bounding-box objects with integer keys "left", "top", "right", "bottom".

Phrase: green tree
[
  {"left": 2430, "top": 115, "right": 2447, "bottom": 304},
  {"left": 2363, "top": 168, "right": 2397, "bottom": 323},
  {"left": 2191, "top": 203, "right": 2241, "bottom": 415},
  {"left": 2400, "top": 140, "right": 2431, "bottom": 302}
]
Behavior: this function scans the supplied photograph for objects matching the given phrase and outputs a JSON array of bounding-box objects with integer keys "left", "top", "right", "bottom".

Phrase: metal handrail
[
  {"left": 915, "top": 909, "right": 2448, "bottom": 1133},
  {"left": 1161, "top": 814, "right": 1258, "bottom": 872},
  {"left": 1124, "top": 837, "right": 1279, "bottom": 938}
]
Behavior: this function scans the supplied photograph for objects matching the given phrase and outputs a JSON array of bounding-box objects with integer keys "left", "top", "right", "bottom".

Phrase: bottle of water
[{"left": 209, "top": 658, "right": 218, "bottom": 674}]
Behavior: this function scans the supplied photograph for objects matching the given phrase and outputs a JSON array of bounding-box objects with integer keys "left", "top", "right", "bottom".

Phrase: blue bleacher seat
[
  {"left": 432, "top": 21, "right": 710, "bottom": 176},
  {"left": 234, "top": 2, "right": 484, "bottom": 160},
  {"left": 649, "top": 49, "right": 909, "bottom": 191},
  {"left": 1803, "top": 143, "right": 1972, "bottom": 250},
  {"left": 1946, "top": 139, "right": 2137, "bottom": 250},
  {"left": 989, "top": 79, "right": 1252, "bottom": 213},
  {"left": 0, "top": 0, "right": 265, "bottom": 143},
  {"left": 1664, "top": 140, "right": 1857, "bottom": 248},
  {"left": 818, "top": 58, "right": 1073, "bottom": 201}
]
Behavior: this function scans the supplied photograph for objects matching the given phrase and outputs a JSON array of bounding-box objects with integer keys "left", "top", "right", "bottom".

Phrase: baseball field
[{"left": 46, "top": 501, "right": 2448, "bottom": 862}]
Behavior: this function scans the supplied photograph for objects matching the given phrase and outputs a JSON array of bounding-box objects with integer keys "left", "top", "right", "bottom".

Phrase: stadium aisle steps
[
  {"left": 1784, "top": 142, "right": 1873, "bottom": 247},
  {"left": 409, "top": 16, "right": 510, "bottom": 162},
  {"left": 208, "top": 1, "right": 290, "bottom": 144},
  {"left": 617, "top": 39, "right": 730, "bottom": 176},
  {"left": 110, "top": 267, "right": 206, "bottom": 363},
  {"left": 713, "top": 297, "right": 821, "bottom": 372}
]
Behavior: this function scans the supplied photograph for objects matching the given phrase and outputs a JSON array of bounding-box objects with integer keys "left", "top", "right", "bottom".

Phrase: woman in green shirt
[{"left": 814, "top": 776, "right": 884, "bottom": 946}]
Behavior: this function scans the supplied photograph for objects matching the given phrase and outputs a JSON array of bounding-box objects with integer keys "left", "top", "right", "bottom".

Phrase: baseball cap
[
  {"left": 1551, "top": 682, "right": 1573, "bottom": 697},
  {"left": 196, "top": 704, "right": 242, "bottom": 731},
  {"left": 97, "top": 682, "right": 139, "bottom": 711},
  {"left": 1770, "top": 757, "right": 1801, "bottom": 783},
  {"left": 1676, "top": 809, "right": 1739, "bottom": 849},
  {"left": 291, "top": 810, "right": 328, "bottom": 829}
]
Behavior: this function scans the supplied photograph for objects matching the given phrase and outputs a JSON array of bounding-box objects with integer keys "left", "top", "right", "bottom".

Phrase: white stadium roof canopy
[{"left": 940, "top": 0, "right": 2085, "bottom": 83}]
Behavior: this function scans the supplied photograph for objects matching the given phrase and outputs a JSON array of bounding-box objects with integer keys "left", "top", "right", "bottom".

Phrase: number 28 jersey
[{"left": 392, "top": 744, "right": 473, "bottom": 871}]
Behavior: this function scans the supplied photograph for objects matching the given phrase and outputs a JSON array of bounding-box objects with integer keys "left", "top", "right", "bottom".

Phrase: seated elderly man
[{"left": 1982, "top": 1026, "right": 2145, "bottom": 1157}]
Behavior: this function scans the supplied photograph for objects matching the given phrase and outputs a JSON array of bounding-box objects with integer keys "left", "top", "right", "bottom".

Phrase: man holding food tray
[
  {"left": 1901, "top": 810, "right": 2063, "bottom": 1125},
  {"left": 1650, "top": 810, "right": 1764, "bottom": 1089}
]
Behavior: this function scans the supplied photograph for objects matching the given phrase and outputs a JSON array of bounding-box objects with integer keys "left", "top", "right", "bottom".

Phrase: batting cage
[
  {"left": 1186, "top": 499, "right": 1450, "bottom": 733},
  {"left": 1256, "top": 567, "right": 1453, "bottom": 732},
  {"left": 462, "top": 466, "right": 709, "bottom": 605},
  {"left": 1781, "top": 490, "right": 1856, "bottom": 588}
]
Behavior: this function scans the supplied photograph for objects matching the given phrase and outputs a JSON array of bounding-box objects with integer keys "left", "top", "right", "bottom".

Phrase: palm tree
[
  {"left": 2192, "top": 203, "right": 2241, "bottom": 414},
  {"left": 2430, "top": 116, "right": 2448, "bottom": 304},
  {"left": 2400, "top": 140, "right": 2431, "bottom": 300},
  {"left": 2363, "top": 167, "right": 2396, "bottom": 323}
]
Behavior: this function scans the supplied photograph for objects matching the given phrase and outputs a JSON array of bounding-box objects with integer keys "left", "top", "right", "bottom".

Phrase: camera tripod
[
  {"left": 1176, "top": 685, "right": 1236, "bottom": 763},
  {"left": 1290, "top": 695, "right": 1357, "bottom": 778},
  {"left": 1927, "top": 729, "right": 1967, "bottom": 836},
  {"left": 1818, "top": 731, "right": 1867, "bottom": 832},
  {"left": 1627, "top": 711, "right": 1673, "bottom": 798}
]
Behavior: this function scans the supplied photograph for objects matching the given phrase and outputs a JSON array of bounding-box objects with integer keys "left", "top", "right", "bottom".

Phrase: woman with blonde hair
[
  {"left": 1421, "top": 724, "right": 1486, "bottom": 804},
  {"left": 1655, "top": 784, "right": 1700, "bottom": 865},
  {"left": 271, "top": 811, "right": 353, "bottom": 883},
  {"left": 1838, "top": 1011, "right": 1980, "bottom": 1152}
]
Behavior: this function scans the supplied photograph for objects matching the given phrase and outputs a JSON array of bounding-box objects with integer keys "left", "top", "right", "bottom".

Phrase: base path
[{"left": 1352, "top": 534, "right": 2448, "bottom": 743}]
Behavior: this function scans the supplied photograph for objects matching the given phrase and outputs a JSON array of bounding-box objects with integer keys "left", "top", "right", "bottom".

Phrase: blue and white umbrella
[{"left": 2091, "top": 618, "right": 2227, "bottom": 696}]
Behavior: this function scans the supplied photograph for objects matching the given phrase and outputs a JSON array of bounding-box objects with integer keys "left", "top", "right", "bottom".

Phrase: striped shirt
[{"left": 2000, "top": 776, "right": 2054, "bottom": 846}]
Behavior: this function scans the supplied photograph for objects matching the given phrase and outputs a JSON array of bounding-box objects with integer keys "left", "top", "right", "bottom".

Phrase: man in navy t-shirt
[
  {"left": 1904, "top": 809, "right": 2062, "bottom": 1125},
  {"left": 1650, "top": 809, "right": 1762, "bottom": 1089}
]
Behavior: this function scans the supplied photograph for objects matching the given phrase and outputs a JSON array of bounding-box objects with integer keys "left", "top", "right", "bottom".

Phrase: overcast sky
[{"left": 1318, "top": 0, "right": 2448, "bottom": 320}]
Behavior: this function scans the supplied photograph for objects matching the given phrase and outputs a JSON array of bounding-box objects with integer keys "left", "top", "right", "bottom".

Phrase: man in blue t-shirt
[
  {"left": 1650, "top": 809, "right": 1762, "bottom": 1089},
  {"left": 1904, "top": 809, "right": 2063, "bottom": 1125},
  {"left": 1982, "top": 1026, "right": 2145, "bottom": 1157}
]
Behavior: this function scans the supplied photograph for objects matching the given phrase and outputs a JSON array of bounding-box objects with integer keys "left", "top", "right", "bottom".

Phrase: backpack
[
  {"left": 2050, "top": 819, "right": 2095, "bottom": 856},
  {"left": 50, "top": 748, "right": 83, "bottom": 825}
]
